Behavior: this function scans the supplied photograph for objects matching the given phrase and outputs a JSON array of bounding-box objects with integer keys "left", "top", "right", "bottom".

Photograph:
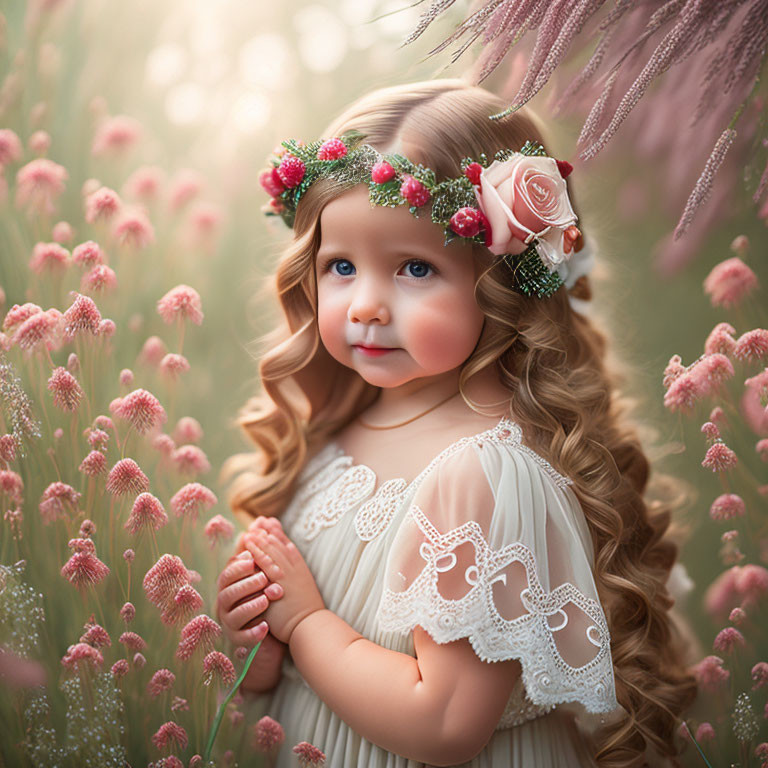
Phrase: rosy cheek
[{"left": 317, "top": 291, "right": 349, "bottom": 361}]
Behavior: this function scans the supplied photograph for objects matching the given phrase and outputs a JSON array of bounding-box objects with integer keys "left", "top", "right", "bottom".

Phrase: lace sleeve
[{"left": 376, "top": 438, "right": 619, "bottom": 715}]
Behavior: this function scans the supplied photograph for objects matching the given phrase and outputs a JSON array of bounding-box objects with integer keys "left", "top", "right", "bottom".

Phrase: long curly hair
[{"left": 221, "top": 78, "right": 698, "bottom": 767}]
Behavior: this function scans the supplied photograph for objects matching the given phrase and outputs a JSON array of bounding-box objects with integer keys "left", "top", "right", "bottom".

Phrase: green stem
[
  {"left": 681, "top": 721, "right": 715, "bottom": 768},
  {"left": 203, "top": 642, "right": 262, "bottom": 762}
]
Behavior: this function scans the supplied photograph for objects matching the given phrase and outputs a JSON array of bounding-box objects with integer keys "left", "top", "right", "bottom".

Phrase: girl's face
[{"left": 315, "top": 184, "right": 486, "bottom": 389}]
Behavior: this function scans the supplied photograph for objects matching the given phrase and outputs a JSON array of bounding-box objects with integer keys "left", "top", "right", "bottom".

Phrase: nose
[{"left": 347, "top": 277, "right": 390, "bottom": 325}]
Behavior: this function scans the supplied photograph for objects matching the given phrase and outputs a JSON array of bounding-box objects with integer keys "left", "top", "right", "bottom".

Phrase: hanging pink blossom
[
  {"left": 39, "top": 481, "right": 81, "bottom": 523},
  {"left": 14, "top": 310, "right": 61, "bottom": 352},
  {"left": 709, "top": 406, "right": 726, "bottom": 426},
  {"left": 734, "top": 564, "right": 768, "bottom": 608},
  {"left": 742, "top": 368, "right": 768, "bottom": 435},
  {"left": 119, "top": 630, "right": 147, "bottom": 652},
  {"left": 61, "top": 642, "right": 103, "bottom": 671},
  {"left": 166, "top": 584, "right": 203, "bottom": 624},
  {"left": 700, "top": 420, "right": 720, "bottom": 443},
  {"left": 757, "top": 438, "right": 768, "bottom": 461},
  {"left": 106, "top": 458, "right": 150, "bottom": 496},
  {"left": 176, "top": 615, "right": 222, "bottom": 660},
  {"left": 81, "top": 264, "right": 117, "bottom": 294},
  {"left": 202, "top": 651, "right": 236, "bottom": 686},
  {"left": 160, "top": 353, "right": 190, "bottom": 379},
  {"left": 703, "top": 257, "right": 758, "bottom": 308},
  {"left": 79, "top": 450, "right": 107, "bottom": 476},
  {"left": 691, "top": 655, "right": 729, "bottom": 692},
  {"left": 293, "top": 741, "right": 327, "bottom": 768},
  {"left": 86, "top": 427, "right": 110, "bottom": 450},
  {"left": 123, "top": 165, "right": 165, "bottom": 200},
  {"left": 172, "top": 445, "right": 210, "bottom": 476},
  {"left": 204, "top": 515, "right": 234, "bottom": 547},
  {"left": 125, "top": 492, "right": 168, "bottom": 534},
  {"left": 47, "top": 367, "right": 83, "bottom": 412},
  {"left": 662, "top": 355, "right": 685, "bottom": 388},
  {"left": 153, "top": 433, "right": 176, "bottom": 456},
  {"left": 114, "top": 388, "right": 167, "bottom": 434},
  {"left": 713, "top": 627, "right": 745, "bottom": 655},
  {"left": 171, "top": 696, "right": 188, "bottom": 712},
  {"left": 91, "top": 114, "right": 142, "bottom": 156},
  {"left": 252, "top": 716, "right": 285, "bottom": 753},
  {"left": 663, "top": 371, "right": 703, "bottom": 413},
  {"left": 52, "top": 221, "right": 74, "bottom": 244},
  {"left": 139, "top": 335, "right": 168, "bottom": 366},
  {"left": 151, "top": 721, "right": 188, "bottom": 751},
  {"left": 0, "top": 435, "right": 17, "bottom": 463},
  {"left": 4, "top": 507, "right": 22, "bottom": 539},
  {"left": 0, "top": 470, "right": 24, "bottom": 505},
  {"left": 752, "top": 662, "right": 768, "bottom": 690},
  {"left": 3, "top": 303, "right": 43, "bottom": 333},
  {"left": 729, "top": 607, "right": 746, "bottom": 625},
  {"left": 15, "top": 158, "right": 67, "bottom": 215},
  {"left": 63, "top": 293, "right": 102, "bottom": 338},
  {"left": 84, "top": 186, "right": 121, "bottom": 223},
  {"left": 697, "top": 354, "right": 734, "bottom": 390},
  {"left": 72, "top": 241, "right": 105, "bottom": 268},
  {"left": 143, "top": 554, "right": 192, "bottom": 622},
  {"left": 80, "top": 623, "right": 110, "bottom": 648},
  {"left": 28, "top": 131, "right": 51, "bottom": 155},
  {"left": 113, "top": 208, "right": 155, "bottom": 248},
  {"left": 702, "top": 442, "right": 738, "bottom": 472},
  {"left": 704, "top": 322, "right": 737, "bottom": 356},
  {"left": 734, "top": 329, "right": 768, "bottom": 363},
  {"left": 111, "top": 659, "right": 129, "bottom": 679},
  {"left": 148, "top": 668, "right": 176, "bottom": 697},
  {"left": 704, "top": 567, "right": 740, "bottom": 620},
  {"left": 172, "top": 417, "right": 202, "bottom": 444},
  {"left": 168, "top": 169, "right": 203, "bottom": 211},
  {"left": 93, "top": 414, "right": 114, "bottom": 431},
  {"left": 120, "top": 602, "right": 136, "bottom": 623},
  {"left": 170, "top": 482, "right": 217, "bottom": 521},
  {"left": 157, "top": 284, "right": 203, "bottom": 325},
  {"left": 98, "top": 317, "right": 115, "bottom": 334},
  {"left": 29, "top": 242, "right": 69, "bottom": 275},
  {"left": 694, "top": 723, "right": 715, "bottom": 742},
  {"left": 709, "top": 494, "right": 745, "bottom": 521},
  {"left": 0, "top": 129, "right": 22, "bottom": 165},
  {"left": 133, "top": 652, "right": 146, "bottom": 668},
  {"left": 61, "top": 541, "right": 110, "bottom": 588}
]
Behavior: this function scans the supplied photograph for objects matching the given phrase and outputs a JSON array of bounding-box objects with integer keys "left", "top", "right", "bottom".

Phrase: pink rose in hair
[{"left": 474, "top": 155, "right": 577, "bottom": 267}]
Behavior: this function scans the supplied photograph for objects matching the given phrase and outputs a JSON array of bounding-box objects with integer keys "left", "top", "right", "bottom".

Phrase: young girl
[{"left": 216, "top": 79, "right": 697, "bottom": 768}]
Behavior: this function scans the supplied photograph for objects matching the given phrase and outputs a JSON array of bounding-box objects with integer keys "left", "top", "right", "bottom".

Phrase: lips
[{"left": 352, "top": 344, "right": 396, "bottom": 357}]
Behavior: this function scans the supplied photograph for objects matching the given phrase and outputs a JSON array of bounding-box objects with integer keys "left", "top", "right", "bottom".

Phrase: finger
[
  {"left": 227, "top": 620, "right": 269, "bottom": 648},
  {"left": 264, "top": 518, "right": 291, "bottom": 546},
  {"left": 217, "top": 554, "right": 255, "bottom": 591},
  {"left": 265, "top": 582, "right": 284, "bottom": 600},
  {"left": 244, "top": 538, "right": 284, "bottom": 581},
  {"left": 247, "top": 515, "right": 271, "bottom": 533},
  {"left": 218, "top": 571, "right": 270, "bottom": 613},
  {"left": 227, "top": 594, "right": 271, "bottom": 631}
]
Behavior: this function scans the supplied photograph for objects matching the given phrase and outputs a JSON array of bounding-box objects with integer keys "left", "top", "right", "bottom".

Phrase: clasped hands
[{"left": 216, "top": 516, "right": 326, "bottom": 648}]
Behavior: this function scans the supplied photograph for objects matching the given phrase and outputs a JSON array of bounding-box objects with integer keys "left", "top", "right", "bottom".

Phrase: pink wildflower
[
  {"left": 662, "top": 355, "right": 685, "bottom": 388},
  {"left": 72, "top": 241, "right": 105, "bottom": 268},
  {"left": 148, "top": 668, "right": 175, "bottom": 697},
  {"left": 166, "top": 584, "right": 203, "bottom": 624},
  {"left": 172, "top": 445, "right": 210, "bottom": 476},
  {"left": 52, "top": 221, "right": 74, "bottom": 244},
  {"left": 752, "top": 661, "right": 768, "bottom": 690},
  {"left": 139, "top": 335, "right": 168, "bottom": 366},
  {"left": 125, "top": 492, "right": 168, "bottom": 535},
  {"left": 729, "top": 607, "right": 746, "bottom": 625},
  {"left": 151, "top": 721, "right": 188, "bottom": 752},
  {"left": 187, "top": 201, "right": 222, "bottom": 238},
  {"left": 111, "top": 659, "right": 129, "bottom": 679},
  {"left": 93, "top": 414, "right": 114, "bottom": 431},
  {"left": 39, "top": 481, "right": 81, "bottom": 523},
  {"left": 702, "top": 442, "right": 738, "bottom": 472},
  {"left": 79, "top": 450, "right": 107, "bottom": 476},
  {"left": 0, "top": 129, "right": 22, "bottom": 165},
  {"left": 202, "top": 651, "right": 236, "bottom": 686},
  {"left": 63, "top": 293, "right": 102, "bottom": 338},
  {"left": 119, "top": 631, "right": 147, "bottom": 652},
  {"left": 691, "top": 655, "right": 730, "bottom": 692},
  {"left": 697, "top": 353, "right": 734, "bottom": 390},
  {"left": 204, "top": 515, "right": 234, "bottom": 547},
  {"left": 735, "top": 329, "right": 768, "bottom": 363},
  {"left": 29, "top": 242, "right": 69, "bottom": 274},
  {"left": 14, "top": 310, "right": 61, "bottom": 352},
  {"left": 663, "top": 371, "right": 703, "bottom": 412},
  {"left": 704, "top": 257, "right": 758, "bottom": 308},
  {"left": 176, "top": 615, "right": 222, "bottom": 660},
  {"left": 98, "top": 318, "right": 116, "bottom": 336},
  {"left": 704, "top": 567, "right": 740, "bottom": 620},
  {"left": 293, "top": 741, "right": 327, "bottom": 768},
  {"left": 133, "top": 652, "right": 146, "bottom": 668},
  {"left": 28, "top": 131, "right": 51, "bottom": 155},
  {"left": 170, "top": 482, "right": 217, "bottom": 521},
  {"left": 61, "top": 642, "right": 103, "bottom": 671},
  {"left": 3, "top": 303, "right": 42, "bottom": 333},
  {"left": 713, "top": 626, "right": 745, "bottom": 654},
  {"left": 123, "top": 549, "right": 135, "bottom": 563},
  {"left": 106, "top": 458, "right": 149, "bottom": 496},
  {"left": 81, "top": 264, "right": 117, "bottom": 294},
  {"left": 695, "top": 723, "right": 715, "bottom": 742},
  {"left": 701, "top": 421, "right": 720, "bottom": 443},
  {"left": 91, "top": 114, "right": 142, "bottom": 156},
  {"left": 80, "top": 623, "right": 110, "bottom": 648},
  {"left": 84, "top": 186, "right": 121, "bottom": 223},
  {"left": 735, "top": 564, "right": 768, "bottom": 608},
  {"left": 160, "top": 353, "right": 190, "bottom": 378},
  {"left": 119, "top": 369, "right": 134, "bottom": 387},
  {"left": 61, "top": 544, "right": 110, "bottom": 588},
  {"left": 168, "top": 169, "right": 203, "bottom": 211},
  {"left": 114, "top": 388, "right": 167, "bottom": 434},
  {"left": 710, "top": 494, "right": 745, "bottom": 521},
  {"left": 157, "top": 285, "right": 203, "bottom": 325},
  {"left": 123, "top": 165, "right": 165, "bottom": 200},
  {"left": 173, "top": 417, "right": 203, "bottom": 444},
  {"left": 47, "top": 367, "right": 83, "bottom": 412},
  {"left": 143, "top": 554, "right": 192, "bottom": 622},
  {"left": 252, "top": 716, "right": 285, "bottom": 753},
  {"left": 86, "top": 427, "right": 109, "bottom": 450},
  {"left": 0, "top": 434, "right": 17, "bottom": 463},
  {"left": 153, "top": 433, "right": 176, "bottom": 456},
  {"left": 709, "top": 406, "right": 726, "bottom": 425},
  {"left": 0, "top": 470, "right": 24, "bottom": 504},
  {"left": 113, "top": 208, "right": 155, "bottom": 248},
  {"left": 15, "top": 158, "right": 67, "bottom": 215},
  {"left": 3, "top": 508, "right": 22, "bottom": 539},
  {"left": 757, "top": 438, "right": 768, "bottom": 461},
  {"left": 120, "top": 602, "right": 135, "bottom": 623},
  {"left": 171, "top": 696, "right": 188, "bottom": 712}
]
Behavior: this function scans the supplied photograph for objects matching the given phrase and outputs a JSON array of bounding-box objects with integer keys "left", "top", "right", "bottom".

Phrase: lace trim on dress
[{"left": 377, "top": 505, "right": 618, "bottom": 715}]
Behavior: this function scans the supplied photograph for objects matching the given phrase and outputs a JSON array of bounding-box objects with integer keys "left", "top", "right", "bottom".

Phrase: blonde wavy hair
[{"left": 221, "top": 78, "right": 698, "bottom": 767}]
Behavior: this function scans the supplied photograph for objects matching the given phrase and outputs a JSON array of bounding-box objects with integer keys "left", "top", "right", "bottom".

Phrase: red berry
[
  {"left": 449, "top": 207, "right": 482, "bottom": 238},
  {"left": 277, "top": 156, "right": 306, "bottom": 188},
  {"left": 555, "top": 159, "right": 573, "bottom": 178},
  {"left": 477, "top": 211, "right": 493, "bottom": 247},
  {"left": 400, "top": 175, "right": 430, "bottom": 207},
  {"left": 464, "top": 162, "right": 483, "bottom": 186},
  {"left": 258, "top": 168, "right": 284, "bottom": 198},
  {"left": 371, "top": 161, "right": 395, "bottom": 184},
  {"left": 317, "top": 138, "right": 347, "bottom": 161}
]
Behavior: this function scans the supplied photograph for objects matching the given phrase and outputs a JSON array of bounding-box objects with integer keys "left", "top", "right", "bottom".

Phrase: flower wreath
[{"left": 259, "top": 130, "right": 593, "bottom": 302}]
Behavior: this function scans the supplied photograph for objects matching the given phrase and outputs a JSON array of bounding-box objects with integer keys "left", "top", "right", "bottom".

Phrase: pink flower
[
  {"left": 713, "top": 626, "right": 745, "bottom": 654},
  {"left": 61, "top": 545, "right": 110, "bottom": 588},
  {"left": 164, "top": 584, "right": 203, "bottom": 625},
  {"left": 39, "top": 481, "right": 81, "bottom": 523},
  {"left": 91, "top": 114, "right": 142, "bottom": 156},
  {"left": 702, "top": 442, "right": 738, "bottom": 472},
  {"left": 704, "top": 567, "right": 740, "bottom": 620},
  {"left": 729, "top": 607, "right": 746, "bottom": 625},
  {"left": 710, "top": 406, "right": 726, "bottom": 425},
  {"left": 0, "top": 470, "right": 24, "bottom": 505},
  {"left": 187, "top": 201, "right": 222, "bottom": 238},
  {"left": 84, "top": 186, "right": 121, "bottom": 223},
  {"left": 176, "top": 615, "right": 222, "bottom": 660},
  {"left": 202, "top": 651, "right": 236, "bottom": 686},
  {"left": 663, "top": 370, "right": 703, "bottom": 412},
  {"left": 703, "top": 257, "right": 758, "bottom": 308},
  {"left": 704, "top": 322, "right": 737, "bottom": 356},
  {"left": 28, "top": 131, "right": 51, "bottom": 155},
  {"left": 93, "top": 414, "right": 114, "bottom": 431},
  {"left": 735, "top": 329, "right": 768, "bottom": 363},
  {"left": 81, "top": 264, "right": 118, "bottom": 294},
  {"left": 72, "top": 241, "right": 105, "bottom": 268},
  {"left": 111, "top": 659, "right": 129, "bottom": 679},
  {"left": 113, "top": 207, "right": 155, "bottom": 248},
  {"left": 171, "top": 696, "right": 188, "bottom": 712},
  {"left": 133, "top": 652, "right": 146, "bottom": 668},
  {"left": 742, "top": 368, "right": 768, "bottom": 435},
  {"left": 691, "top": 655, "right": 730, "bottom": 692},
  {"left": 160, "top": 353, "right": 190, "bottom": 378},
  {"left": 172, "top": 445, "right": 210, "bottom": 476},
  {"left": 148, "top": 668, "right": 175, "bottom": 697},
  {"left": 119, "top": 369, "right": 134, "bottom": 387},
  {"left": 168, "top": 169, "right": 203, "bottom": 210},
  {"left": 143, "top": 554, "right": 192, "bottom": 621},
  {"left": 14, "top": 310, "right": 61, "bottom": 352},
  {"left": 63, "top": 293, "right": 102, "bottom": 338},
  {"left": 3, "top": 303, "right": 43, "bottom": 333},
  {"left": 47, "top": 367, "right": 83, "bottom": 411},
  {"left": 0, "top": 434, "right": 17, "bottom": 463},
  {"left": 139, "top": 335, "right": 168, "bottom": 366},
  {"left": 15, "top": 158, "right": 67, "bottom": 215},
  {"left": 120, "top": 602, "right": 135, "bottom": 623},
  {"left": 125, "top": 492, "right": 168, "bottom": 534},
  {"left": 119, "top": 631, "right": 147, "bottom": 652},
  {"left": 153, "top": 433, "right": 176, "bottom": 456},
  {"left": 475, "top": 154, "right": 577, "bottom": 266},
  {"left": 701, "top": 421, "right": 720, "bottom": 443},
  {"left": 172, "top": 417, "right": 202, "bottom": 444},
  {"left": 114, "top": 388, "right": 167, "bottom": 434},
  {"left": 52, "top": 221, "right": 74, "bottom": 244},
  {"left": 757, "top": 438, "right": 768, "bottom": 461},
  {"left": 204, "top": 515, "right": 234, "bottom": 547},
  {"left": 79, "top": 450, "right": 107, "bottom": 476},
  {"left": 123, "top": 165, "right": 165, "bottom": 200},
  {"left": 709, "top": 494, "right": 745, "bottom": 521},
  {"left": 29, "top": 242, "right": 69, "bottom": 274},
  {"left": 106, "top": 458, "right": 150, "bottom": 496},
  {"left": 697, "top": 353, "right": 734, "bottom": 389},
  {"left": 151, "top": 721, "right": 188, "bottom": 751},
  {"left": 316, "top": 138, "right": 347, "bottom": 160},
  {"left": 80, "top": 623, "right": 110, "bottom": 648},
  {"left": 0, "top": 129, "right": 22, "bottom": 165},
  {"left": 695, "top": 723, "right": 715, "bottom": 742},
  {"left": 752, "top": 661, "right": 768, "bottom": 690},
  {"left": 170, "top": 483, "right": 217, "bottom": 521},
  {"left": 734, "top": 564, "right": 768, "bottom": 608},
  {"left": 293, "top": 741, "right": 327, "bottom": 768},
  {"left": 157, "top": 285, "right": 203, "bottom": 325},
  {"left": 61, "top": 642, "right": 103, "bottom": 671},
  {"left": 252, "top": 716, "right": 285, "bottom": 753}
]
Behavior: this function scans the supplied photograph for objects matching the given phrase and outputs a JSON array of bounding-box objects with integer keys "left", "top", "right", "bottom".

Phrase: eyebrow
[{"left": 315, "top": 247, "right": 447, "bottom": 260}]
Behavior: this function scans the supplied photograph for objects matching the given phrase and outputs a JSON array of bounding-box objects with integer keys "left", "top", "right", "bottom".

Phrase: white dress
[{"left": 262, "top": 417, "right": 621, "bottom": 767}]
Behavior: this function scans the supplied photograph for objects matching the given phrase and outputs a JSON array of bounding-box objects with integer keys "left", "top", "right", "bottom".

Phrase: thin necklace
[{"left": 356, "top": 392, "right": 460, "bottom": 430}]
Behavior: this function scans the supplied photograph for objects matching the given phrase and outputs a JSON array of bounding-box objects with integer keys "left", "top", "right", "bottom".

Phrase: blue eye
[
  {"left": 403, "top": 261, "right": 433, "bottom": 279},
  {"left": 330, "top": 259, "right": 355, "bottom": 276}
]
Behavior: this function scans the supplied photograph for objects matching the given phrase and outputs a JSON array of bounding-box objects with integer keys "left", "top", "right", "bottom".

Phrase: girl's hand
[{"left": 243, "top": 526, "right": 325, "bottom": 645}]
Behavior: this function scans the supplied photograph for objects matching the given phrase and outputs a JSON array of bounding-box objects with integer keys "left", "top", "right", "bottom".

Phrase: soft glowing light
[
  {"left": 232, "top": 90, "right": 272, "bottom": 133},
  {"left": 239, "top": 33, "right": 292, "bottom": 88},
  {"left": 376, "top": 0, "right": 421, "bottom": 38},
  {"left": 165, "top": 83, "right": 206, "bottom": 125},
  {"left": 294, "top": 5, "right": 348, "bottom": 73},
  {"left": 146, "top": 44, "right": 187, "bottom": 87}
]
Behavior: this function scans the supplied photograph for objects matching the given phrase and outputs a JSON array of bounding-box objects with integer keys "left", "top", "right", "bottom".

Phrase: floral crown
[{"left": 259, "top": 130, "right": 593, "bottom": 302}]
